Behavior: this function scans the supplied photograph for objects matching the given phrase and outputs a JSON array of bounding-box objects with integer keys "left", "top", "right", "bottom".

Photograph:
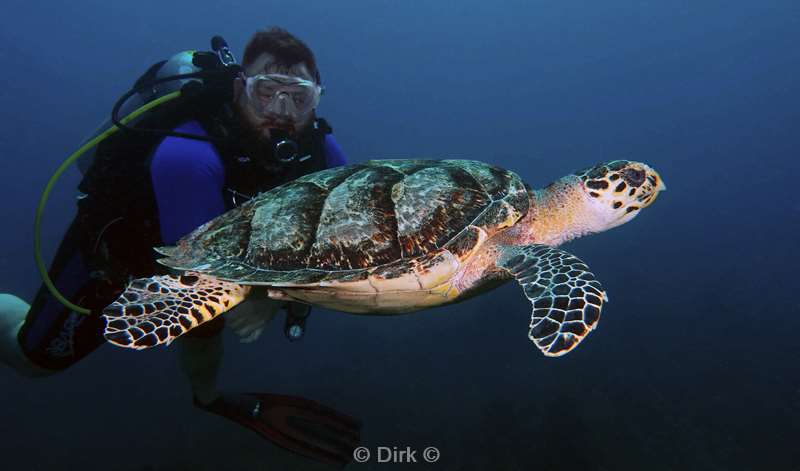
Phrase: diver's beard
[
  {"left": 232, "top": 112, "right": 275, "bottom": 163},
  {"left": 254, "top": 125, "right": 273, "bottom": 142},
  {"left": 263, "top": 117, "right": 296, "bottom": 133},
  {"left": 242, "top": 125, "right": 276, "bottom": 156},
  {"left": 235, "top": 99, "right": 293, "bottom": 140},
  {"left": 234, "top": 111, "right": 277, "bottom": 146},
  {"left": 233, "top": 103, "right": 314, "bottom": 168}
]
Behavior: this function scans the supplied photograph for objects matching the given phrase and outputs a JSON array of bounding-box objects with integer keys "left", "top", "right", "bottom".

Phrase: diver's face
[{"left": 235, "top": 53, "right": 317, "bottom": 141}]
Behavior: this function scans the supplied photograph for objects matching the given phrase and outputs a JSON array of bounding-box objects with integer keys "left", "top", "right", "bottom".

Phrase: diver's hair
[{"left": 242, "top": 27, "right": 321, "bottom": 84}]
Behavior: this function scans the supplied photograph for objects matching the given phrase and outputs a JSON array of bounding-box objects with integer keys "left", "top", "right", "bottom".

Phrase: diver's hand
[
  {"left": 227, "top": 296, "right": 284, "bottom": 343},
  {"left": 196, "top": 392, "right": 362, "bottom": 467}
]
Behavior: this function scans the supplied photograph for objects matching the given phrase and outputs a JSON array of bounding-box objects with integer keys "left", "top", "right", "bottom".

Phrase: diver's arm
[{"left": 178, "top": 333, "right": 222, "bottom": 404}]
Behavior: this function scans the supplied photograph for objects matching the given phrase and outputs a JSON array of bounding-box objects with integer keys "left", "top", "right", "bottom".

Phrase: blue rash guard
[{"left": 151, "top": 120, "right": 347, "bottom": 244}]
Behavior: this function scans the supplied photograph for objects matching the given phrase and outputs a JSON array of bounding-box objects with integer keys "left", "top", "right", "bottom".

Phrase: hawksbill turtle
[{"left": 102, "top": 159, "right": 664, "bottom": 357}]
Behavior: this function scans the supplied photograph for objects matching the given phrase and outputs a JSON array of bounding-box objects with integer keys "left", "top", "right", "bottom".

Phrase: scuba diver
[{"left": 0, "top": 28, "right": 361, "bottom": 466}]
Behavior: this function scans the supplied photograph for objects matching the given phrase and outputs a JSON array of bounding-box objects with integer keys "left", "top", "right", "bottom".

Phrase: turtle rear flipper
[
  {"left": 102, "top": 273, "right": 251, "bottom": 349},
  {"left": 497, "top": 245, "right": 607, "bottom": 357}
]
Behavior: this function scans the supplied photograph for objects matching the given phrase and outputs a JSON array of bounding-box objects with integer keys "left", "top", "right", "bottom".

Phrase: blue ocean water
[{"left": 1, "top": 1, "right": 798, "bottom": 469}]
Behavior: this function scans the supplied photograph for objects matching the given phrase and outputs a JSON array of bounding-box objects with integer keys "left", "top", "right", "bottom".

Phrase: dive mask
[{"left": 244, "top": 73, "right": 322, "bottom": 121}]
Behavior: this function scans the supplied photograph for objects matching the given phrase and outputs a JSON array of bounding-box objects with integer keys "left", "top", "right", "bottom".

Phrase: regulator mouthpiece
[{"left": 274, "top": 137, "right": 300, "bottom": 162}]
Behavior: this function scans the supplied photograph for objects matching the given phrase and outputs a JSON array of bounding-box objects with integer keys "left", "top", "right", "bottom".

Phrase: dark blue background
[{"left": 1, "top": 1, "right": 798, "bottom": 469}]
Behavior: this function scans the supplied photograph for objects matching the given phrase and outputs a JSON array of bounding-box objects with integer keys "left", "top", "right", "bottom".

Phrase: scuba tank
[
  {"left": 76, "top": 39, "right": 240, "bottom": 175},
  {"left": 76, "top": 50, "right": 206, "bottom": 175}
]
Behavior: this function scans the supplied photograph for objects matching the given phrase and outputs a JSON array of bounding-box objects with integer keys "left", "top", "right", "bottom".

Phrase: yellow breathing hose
[{"left": 34, "top": 91, "right": 183, "bottom": 315}]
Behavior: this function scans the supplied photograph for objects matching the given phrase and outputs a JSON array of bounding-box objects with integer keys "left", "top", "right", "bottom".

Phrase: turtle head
[{"left": 574, "top": 160, "right": 666, "bottom": 231}]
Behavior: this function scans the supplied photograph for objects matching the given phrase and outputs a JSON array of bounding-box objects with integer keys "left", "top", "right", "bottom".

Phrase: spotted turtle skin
[{"left": 159, "top": 160, "right": 530, "bottom": 287}]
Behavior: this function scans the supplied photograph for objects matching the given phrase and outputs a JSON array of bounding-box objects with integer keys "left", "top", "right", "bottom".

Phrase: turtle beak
[
  {"left": 640, "top": 167, "right": 665, "bottom": 208},
  {"left": 654, "top": 170, "right": 667, "bottom": 192}
]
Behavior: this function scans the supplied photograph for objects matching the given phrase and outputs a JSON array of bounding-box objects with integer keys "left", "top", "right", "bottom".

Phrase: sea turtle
[{"left": 102, "top": 159, "right": 664, "bottom": 356}]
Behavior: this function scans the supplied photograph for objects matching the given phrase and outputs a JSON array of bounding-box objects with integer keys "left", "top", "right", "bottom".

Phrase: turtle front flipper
[
  {"left": 496, "top": 245, "right": 607, "bottom": 357},
  {"left": 102, "top": 273, "right": 251, "bottom": 350}
]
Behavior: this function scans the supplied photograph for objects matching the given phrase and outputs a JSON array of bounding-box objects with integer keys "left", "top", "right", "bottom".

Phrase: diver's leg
[
  {"left": 1, "top": 219, "right": 110, "bottom": 377},
  {"left": 0, "top": 294, "right": 54, "bottom": 377},
  {"left": 178, "top": 318, "right": 225, "bottom": 405},
  {"left": 178, "top": 295, "right": 362, "bottom": 466},
  {"left": 178, "top": 294, "right": 285, "bottom": 404},
  {"left": 17, "top": 280, "right": 107, "bottom": 373}
]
